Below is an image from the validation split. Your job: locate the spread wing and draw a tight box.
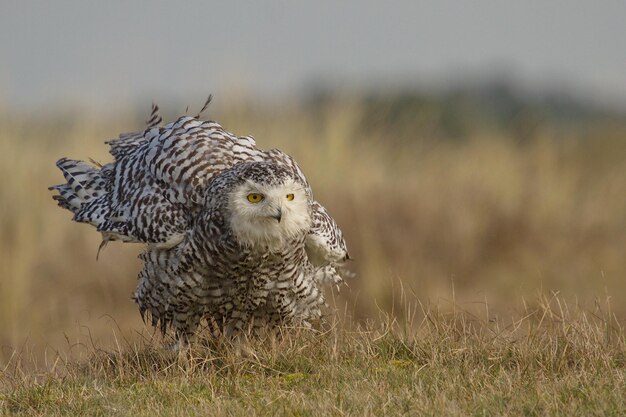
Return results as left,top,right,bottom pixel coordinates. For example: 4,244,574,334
102,116,267,247
50,113,349,266
51,115,265,247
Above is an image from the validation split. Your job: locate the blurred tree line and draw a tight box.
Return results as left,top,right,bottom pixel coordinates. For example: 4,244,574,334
304,80,626,145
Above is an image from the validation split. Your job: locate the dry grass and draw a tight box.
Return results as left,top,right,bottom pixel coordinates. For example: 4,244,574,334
1,295,624,416
0,97,625,415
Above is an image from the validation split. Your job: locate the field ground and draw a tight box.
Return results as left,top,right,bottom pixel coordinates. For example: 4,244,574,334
1,295,625,416
0,96,625,415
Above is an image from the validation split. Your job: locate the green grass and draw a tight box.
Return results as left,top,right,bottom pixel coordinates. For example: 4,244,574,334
2,296,624,416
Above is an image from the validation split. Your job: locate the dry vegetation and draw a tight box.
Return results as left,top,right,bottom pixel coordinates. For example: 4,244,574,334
0,96,625,415
1,296,625,416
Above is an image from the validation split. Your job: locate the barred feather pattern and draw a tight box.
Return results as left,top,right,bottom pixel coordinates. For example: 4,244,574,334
50,110,349,338
135,163,324,337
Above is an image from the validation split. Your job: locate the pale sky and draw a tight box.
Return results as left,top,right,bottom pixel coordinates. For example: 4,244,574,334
1,1,626,111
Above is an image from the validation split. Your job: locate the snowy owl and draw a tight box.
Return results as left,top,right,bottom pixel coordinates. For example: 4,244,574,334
49,102,349,340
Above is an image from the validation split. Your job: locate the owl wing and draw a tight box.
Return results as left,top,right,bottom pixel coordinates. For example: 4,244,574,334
307,201,349,264
51,112,349,261
51,115,266,248
109,117,266,245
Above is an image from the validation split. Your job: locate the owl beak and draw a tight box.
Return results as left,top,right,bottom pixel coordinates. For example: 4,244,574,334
271,207,282,223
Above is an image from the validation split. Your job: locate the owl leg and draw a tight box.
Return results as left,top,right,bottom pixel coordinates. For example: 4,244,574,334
168,311,201,349
224,310,250,338
164,337,189,353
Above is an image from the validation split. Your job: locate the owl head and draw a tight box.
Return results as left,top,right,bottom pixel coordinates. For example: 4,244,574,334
222,162,312,251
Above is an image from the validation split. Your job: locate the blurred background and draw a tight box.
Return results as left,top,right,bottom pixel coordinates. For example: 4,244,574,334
1,2,625,364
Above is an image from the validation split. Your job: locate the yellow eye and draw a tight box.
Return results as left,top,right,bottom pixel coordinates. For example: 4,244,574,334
286,193,294,201
247,193,264,203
